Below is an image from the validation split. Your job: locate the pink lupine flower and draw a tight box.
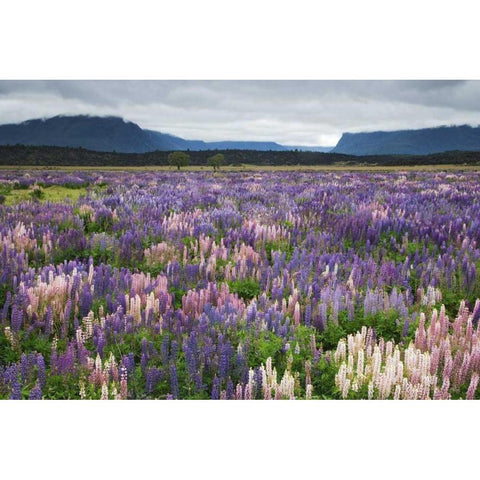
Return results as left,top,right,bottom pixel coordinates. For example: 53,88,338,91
466,373,479,400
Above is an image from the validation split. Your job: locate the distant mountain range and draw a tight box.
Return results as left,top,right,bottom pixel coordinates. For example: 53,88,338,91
332,125,480,155
0,115,332,153
1,115,480,156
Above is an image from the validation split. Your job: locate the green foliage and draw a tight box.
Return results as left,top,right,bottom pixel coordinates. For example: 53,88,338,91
317,308,403,352
44,374,81,400
310,357,342,399
264,239,295,263
168,151,190,170
12,181,29,190
29,187,45,200
228,278,260,301
207,153,225,171
63,181,90,189
244,330,284,367
4,184,88,205
0,333,18,365
318,321,347,352
2,144,480,168
170,287,186,310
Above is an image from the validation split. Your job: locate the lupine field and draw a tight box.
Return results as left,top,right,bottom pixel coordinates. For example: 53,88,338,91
1,168,480,400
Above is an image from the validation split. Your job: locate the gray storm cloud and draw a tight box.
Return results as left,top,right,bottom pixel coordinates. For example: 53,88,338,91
0,80,479,146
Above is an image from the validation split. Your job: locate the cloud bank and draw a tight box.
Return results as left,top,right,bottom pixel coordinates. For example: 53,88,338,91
0,80,479,146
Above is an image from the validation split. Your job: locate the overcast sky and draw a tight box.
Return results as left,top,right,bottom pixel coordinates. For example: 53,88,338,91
0,80,479,146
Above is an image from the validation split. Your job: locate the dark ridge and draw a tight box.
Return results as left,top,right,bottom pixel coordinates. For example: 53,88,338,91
0,115,290,152
1,144,480,167
332,125,480,155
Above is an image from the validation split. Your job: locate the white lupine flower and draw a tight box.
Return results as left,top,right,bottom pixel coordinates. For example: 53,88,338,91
332,301,480,399
306,384,313,400
341,379,350,399
357,350,365,377
101,382,109,400
394,385,401,400
368,382,374,400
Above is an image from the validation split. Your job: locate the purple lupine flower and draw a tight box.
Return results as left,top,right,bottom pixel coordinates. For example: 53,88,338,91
45,305,53,337
304,303,312,327
97,334,106,359
226,379,234,400
219,343,233,381
11,304,23,333
10,379,22,400
140,353,148,372
194,372,204,393
211,376,220,400
146,368,163,395
170,364,180,399
6,364,22,400
20,354,29,383
122,353,136,376
254,367,263,399
80,283,93,317
57,344,76,374
402,317,410,338
1,290,11,322
170,340,178,361
161,336,170,365
28,382,42,400
185,336,198,381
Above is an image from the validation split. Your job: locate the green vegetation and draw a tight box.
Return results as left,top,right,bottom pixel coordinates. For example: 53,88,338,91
227,279,261,301
2,184,88,205
168,151,190,170
2,144,480,168
207,153,226,171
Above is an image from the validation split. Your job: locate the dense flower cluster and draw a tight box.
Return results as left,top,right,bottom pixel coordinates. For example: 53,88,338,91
0,169,479,399
334,300,480,399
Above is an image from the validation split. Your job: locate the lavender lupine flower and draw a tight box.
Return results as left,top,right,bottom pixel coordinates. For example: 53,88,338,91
146,368,163,395
219,343,233,381
10,379,22,400
170,341,178,361
96,334,106,359
211,376,220,400
6,364,22,400
10,304,23,333
254,368,263,399
1,290,11,322
45,305,53,337
170,364,180,399
161,336,170,365
304,303,312,327
80,284,93,317
226,379,234,400
194,372,204,393
185,332,198,381
28,382,42,400
20,354,29,383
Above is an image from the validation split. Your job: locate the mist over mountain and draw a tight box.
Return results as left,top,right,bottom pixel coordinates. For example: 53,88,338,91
0,115,302,152
332,125,480,155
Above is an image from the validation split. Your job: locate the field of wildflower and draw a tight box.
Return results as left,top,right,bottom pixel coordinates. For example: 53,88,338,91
1,169,479,400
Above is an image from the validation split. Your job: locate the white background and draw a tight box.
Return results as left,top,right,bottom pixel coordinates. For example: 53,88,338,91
1,1,479,479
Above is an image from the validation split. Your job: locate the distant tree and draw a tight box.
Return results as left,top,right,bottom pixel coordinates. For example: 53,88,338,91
168,151,190,170
207,153,225,171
